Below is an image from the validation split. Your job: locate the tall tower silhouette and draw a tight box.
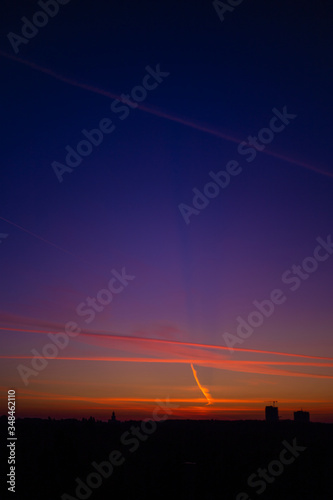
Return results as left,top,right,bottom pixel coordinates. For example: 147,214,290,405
108,411,117,424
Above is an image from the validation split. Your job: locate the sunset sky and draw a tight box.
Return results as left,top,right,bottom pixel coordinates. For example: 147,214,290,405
0,0,332,422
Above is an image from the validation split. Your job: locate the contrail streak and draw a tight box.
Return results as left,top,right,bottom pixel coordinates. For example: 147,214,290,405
2,355,333,369
0,50,239,144
3,355,332,378
1,325,332,361
190,363,213,405
0,215,91,265
1,50,332,179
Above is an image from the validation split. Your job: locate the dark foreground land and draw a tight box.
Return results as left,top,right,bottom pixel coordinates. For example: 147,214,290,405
1,416,332,500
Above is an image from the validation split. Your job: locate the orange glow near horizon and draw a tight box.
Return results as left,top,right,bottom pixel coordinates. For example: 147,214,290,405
1,321,332,422
1,387,332,422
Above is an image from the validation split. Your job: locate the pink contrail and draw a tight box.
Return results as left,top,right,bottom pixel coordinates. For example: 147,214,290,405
1,50,332,179
2,355,333,367
0,215,89,263
3,355,333,378
0,49,238,143
1,325,333,361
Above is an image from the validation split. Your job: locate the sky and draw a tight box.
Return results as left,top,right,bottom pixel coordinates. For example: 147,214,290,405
0,0,332,422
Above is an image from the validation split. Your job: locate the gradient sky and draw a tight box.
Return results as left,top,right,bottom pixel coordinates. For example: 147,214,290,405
0,0,332,422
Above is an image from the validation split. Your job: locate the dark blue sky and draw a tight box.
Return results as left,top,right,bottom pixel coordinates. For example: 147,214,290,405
1,0,333,420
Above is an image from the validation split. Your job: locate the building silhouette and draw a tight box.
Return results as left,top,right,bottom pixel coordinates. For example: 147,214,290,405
294,410,310,423
108,411,117,423
265,405,279,422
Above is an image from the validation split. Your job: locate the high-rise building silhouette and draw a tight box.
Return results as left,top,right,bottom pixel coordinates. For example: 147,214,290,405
294,410,310,423
265,405,279,422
